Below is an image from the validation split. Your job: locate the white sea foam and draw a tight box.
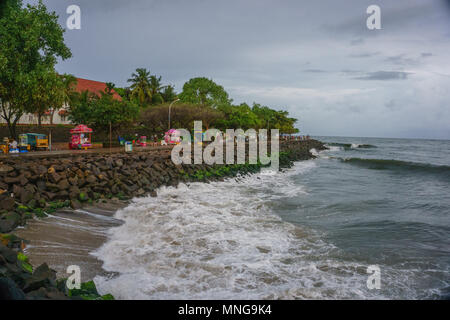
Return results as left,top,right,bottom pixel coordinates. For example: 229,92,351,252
324,145,342,152
93,161,389,299
310,148,319,156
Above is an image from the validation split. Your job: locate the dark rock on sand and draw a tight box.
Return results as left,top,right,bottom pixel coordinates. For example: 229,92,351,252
0,197,15,211
0,277,26,300
22,263,56,293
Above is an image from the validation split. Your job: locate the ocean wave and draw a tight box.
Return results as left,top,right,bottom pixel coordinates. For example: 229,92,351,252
339,158,450,178
324,146,343,152
326,143,376,150
92,161,397,300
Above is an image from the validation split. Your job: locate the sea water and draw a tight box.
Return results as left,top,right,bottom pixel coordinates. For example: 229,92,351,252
93,137,450,299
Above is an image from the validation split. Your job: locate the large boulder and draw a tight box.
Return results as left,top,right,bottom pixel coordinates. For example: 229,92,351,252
3,176,20,185
37,165,48,175
20,190,34,205
68,176,78,186
56,191,69,200
26,286,68,300
0,197,15,211
85,175,97,184
70,200,82,210
0,277,26,300
0,165,14,174
22,263,56,293
19,175,28,186
0,244,17,264
2,212,22,231
44,192,57,201
115,159,124,167
47,171,61,184
69,186,80,199
57,179,70,191
36,180,47,192
13,184,23,198
0,220,16,233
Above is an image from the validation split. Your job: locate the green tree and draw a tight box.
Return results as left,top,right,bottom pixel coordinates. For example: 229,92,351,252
91,91,140,132
149,75,164,105
68,89,140,133
114,87,132,100
48,73,77,124
252,103,299,134
140,103,224,133
67,90,95,125
215,103,261,131
105,82,116,94
127,68,152,107
0,0,71,137
27,69,64,126
179,77,232,107
161,85,177,103
0,0,21,18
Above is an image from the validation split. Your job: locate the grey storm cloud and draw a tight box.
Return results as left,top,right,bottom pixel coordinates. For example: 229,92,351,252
22,0,450,139
350,38,365,46
383,53,435,66
303,69,327,73
354,71,412,80
384,54,418,65
349,52,380,58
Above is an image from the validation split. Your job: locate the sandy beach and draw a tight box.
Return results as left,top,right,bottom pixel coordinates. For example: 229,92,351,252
14,201,125,282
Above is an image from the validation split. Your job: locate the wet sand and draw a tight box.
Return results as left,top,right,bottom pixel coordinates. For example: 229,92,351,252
14,200,126,282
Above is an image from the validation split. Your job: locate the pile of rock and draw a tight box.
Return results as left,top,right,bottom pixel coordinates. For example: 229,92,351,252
0,140,326,234
280,139,328,166
0,239,113,300
0,241,68,299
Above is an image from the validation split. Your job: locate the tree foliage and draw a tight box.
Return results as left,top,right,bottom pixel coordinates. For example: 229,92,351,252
0,0,71,137
126,68,175,107
215,103,261,131
68,89,140,132
127,68,155,107
161,85,178,103
139,103,224,133
179,77,232,107
27,69,64,126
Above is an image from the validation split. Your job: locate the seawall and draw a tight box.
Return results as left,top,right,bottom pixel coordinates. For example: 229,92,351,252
1,139,326,234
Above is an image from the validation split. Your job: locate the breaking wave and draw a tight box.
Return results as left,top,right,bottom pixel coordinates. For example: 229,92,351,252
92,162,402,300
326,143,377,150
339,158,450,179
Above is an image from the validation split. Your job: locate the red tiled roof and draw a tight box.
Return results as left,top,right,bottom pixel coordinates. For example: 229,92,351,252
75,78,122,101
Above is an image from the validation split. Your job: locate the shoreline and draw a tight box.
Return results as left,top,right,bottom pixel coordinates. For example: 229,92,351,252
14,200,126,283
1,140,327,299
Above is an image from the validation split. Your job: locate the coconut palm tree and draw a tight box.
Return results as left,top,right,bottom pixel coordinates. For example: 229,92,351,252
161,85,178,103
149,75,165,105
49,73,77,124
127,68,152,107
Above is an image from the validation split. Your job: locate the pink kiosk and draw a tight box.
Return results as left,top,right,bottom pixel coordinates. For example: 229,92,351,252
164,129,181,145
69,125,93,150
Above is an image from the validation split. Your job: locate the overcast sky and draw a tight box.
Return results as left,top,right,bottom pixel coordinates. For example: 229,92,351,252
27,0,450,139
